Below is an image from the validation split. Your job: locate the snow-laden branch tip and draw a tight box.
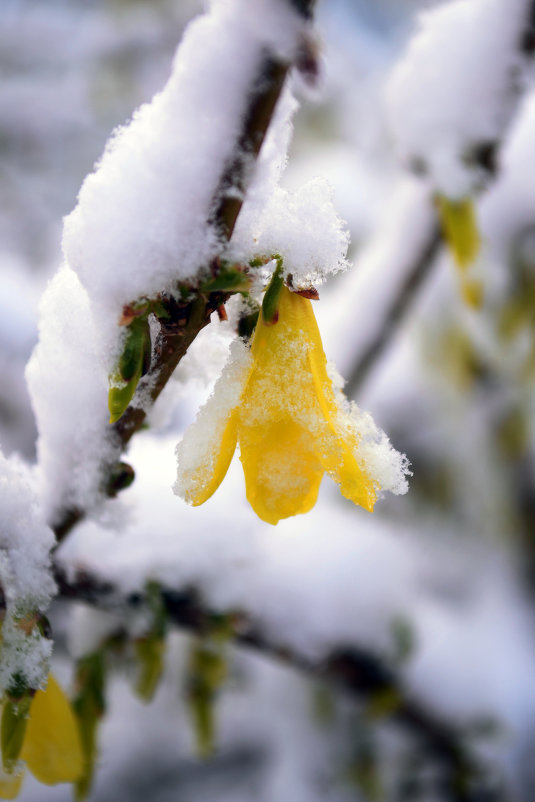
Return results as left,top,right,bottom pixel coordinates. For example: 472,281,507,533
62,0,313,345
387,0,535,199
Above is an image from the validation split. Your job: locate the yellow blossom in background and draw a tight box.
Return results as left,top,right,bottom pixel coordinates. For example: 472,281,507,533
175,282,409,525
435,194,483,308
0,675,83,799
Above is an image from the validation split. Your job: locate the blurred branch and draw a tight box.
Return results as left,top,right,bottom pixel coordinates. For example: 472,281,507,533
346,218,442,398
52,4,315,543
55,565,506,802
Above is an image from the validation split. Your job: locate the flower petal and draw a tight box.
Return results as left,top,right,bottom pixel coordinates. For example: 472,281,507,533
307,351,377,512
174,339,250,507
21,675,83,785
182,413,238,507
240,419,323,525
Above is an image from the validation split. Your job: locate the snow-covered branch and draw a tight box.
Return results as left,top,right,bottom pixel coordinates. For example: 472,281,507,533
44,0,317,541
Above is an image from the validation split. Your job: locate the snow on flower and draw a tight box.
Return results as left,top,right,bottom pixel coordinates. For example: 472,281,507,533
387,0,532,199
175,279,409,525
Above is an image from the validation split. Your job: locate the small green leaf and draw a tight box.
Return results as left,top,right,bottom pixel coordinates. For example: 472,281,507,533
133,583,167,703
108,372,141,424
108,318,151,424
118,321,147,382
72,653,106,801
150,300,172,321
201,265,250,294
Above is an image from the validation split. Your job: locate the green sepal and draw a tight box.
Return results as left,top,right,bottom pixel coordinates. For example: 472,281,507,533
436,195,480,269
261,257,284,325
1,693,32,773
72,652,106,802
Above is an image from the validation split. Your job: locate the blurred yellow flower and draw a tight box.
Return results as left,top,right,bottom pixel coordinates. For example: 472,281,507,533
435,194,483,308
0,675,83,799
177,284,381,525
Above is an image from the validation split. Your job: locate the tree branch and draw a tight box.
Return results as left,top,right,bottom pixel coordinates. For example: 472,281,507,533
345,219,442,399
54,565,506,802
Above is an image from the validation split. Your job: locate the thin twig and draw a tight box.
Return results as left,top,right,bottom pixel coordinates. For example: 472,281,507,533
345,220,442,399
54,565,506,802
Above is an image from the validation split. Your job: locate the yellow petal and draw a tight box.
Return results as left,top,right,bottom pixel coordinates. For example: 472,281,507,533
0,769,24,800
185,413,238,507
241,286,377,519
327,431,377,512
240,419,323,525
304,320,377,511
21,675,83,785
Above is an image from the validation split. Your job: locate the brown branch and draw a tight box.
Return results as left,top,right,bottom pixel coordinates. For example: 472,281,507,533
54,565,507,802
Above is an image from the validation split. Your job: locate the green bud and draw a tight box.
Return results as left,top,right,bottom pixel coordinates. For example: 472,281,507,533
108,462,135,495
133,582,167,703
73,653,106,801
186,640,228,758
134,636,165,703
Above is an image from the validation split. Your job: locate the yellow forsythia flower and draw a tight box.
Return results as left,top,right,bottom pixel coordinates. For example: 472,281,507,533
175,286,409,525
0,675,83,799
